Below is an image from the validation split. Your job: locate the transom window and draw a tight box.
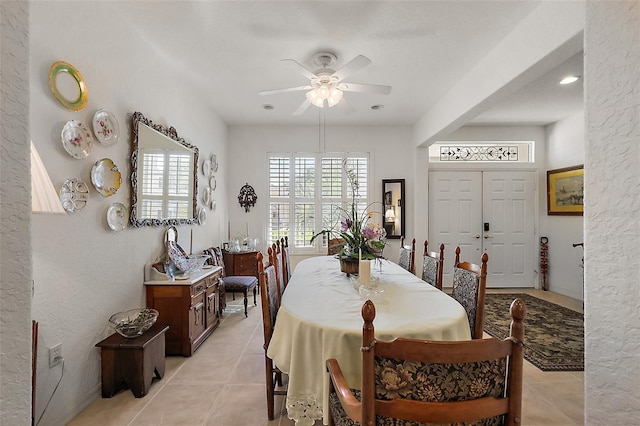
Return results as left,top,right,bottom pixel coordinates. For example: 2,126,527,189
428,141,534,163
268,153,369,253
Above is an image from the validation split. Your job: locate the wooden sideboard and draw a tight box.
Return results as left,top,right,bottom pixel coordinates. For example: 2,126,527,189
222,250,259,279
144,266,222,356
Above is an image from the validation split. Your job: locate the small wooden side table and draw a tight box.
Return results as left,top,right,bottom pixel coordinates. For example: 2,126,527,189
95,323,169,398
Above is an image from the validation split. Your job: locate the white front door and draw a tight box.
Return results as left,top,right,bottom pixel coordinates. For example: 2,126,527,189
429,171,536,288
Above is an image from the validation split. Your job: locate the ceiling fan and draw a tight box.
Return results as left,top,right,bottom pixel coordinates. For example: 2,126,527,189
259,52,392,115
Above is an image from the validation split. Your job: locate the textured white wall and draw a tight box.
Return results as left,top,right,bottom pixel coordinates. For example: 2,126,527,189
585,1,640,422
29,3,228,424
542,112,584,300
0,2,33,424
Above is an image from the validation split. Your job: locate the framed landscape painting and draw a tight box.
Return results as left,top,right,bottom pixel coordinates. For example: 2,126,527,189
547,165,584,216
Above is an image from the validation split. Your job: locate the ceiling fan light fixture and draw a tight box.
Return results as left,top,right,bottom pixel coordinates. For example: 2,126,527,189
306,89,324,108
327,87,343,108
317,83,330,100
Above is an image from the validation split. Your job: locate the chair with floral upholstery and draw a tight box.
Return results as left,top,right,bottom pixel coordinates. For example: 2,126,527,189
211,247,257,317
398,236,415,274
422,240,445,290
257,251,287,420
452,248,489,339
326,298,526,426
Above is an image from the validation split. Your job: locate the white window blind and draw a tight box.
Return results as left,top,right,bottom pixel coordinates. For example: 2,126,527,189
268,153,369,253
139,150,192,219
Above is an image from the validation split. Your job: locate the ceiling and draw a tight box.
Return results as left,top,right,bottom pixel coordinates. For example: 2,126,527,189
117,1,583,128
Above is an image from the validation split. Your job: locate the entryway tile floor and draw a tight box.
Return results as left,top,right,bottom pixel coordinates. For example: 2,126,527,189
69,289,583,425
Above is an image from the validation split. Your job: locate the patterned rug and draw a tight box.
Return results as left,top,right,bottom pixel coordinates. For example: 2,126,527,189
483,293,584,371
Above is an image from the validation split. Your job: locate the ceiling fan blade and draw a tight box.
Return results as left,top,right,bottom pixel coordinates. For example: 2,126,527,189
281,59,317,80
331,55,371,81
335,97,354,115
337,82,392,95
293,99,311,115
259,85,312,96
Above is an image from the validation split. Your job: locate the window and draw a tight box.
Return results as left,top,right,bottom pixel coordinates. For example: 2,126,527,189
428,141,534,163
139,149,193,219
268,153,369,252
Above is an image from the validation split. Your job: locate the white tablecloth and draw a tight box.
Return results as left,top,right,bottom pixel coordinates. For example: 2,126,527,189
266,256,471,425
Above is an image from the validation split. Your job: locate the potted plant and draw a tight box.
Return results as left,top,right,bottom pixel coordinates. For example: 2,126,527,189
310,160,386,274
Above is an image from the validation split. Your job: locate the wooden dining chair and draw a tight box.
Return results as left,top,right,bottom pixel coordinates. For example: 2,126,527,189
398,236,416,274
327,237,346,255
326,298,526,426
422,240,445,290
284,236,292,281
269,245,285,307
274,240,285,289
452,248,489,339
257,251,287,420
280,237,291,286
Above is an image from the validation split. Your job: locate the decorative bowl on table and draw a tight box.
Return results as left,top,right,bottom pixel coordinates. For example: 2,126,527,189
167,241,211,273
108,308,159,338
358,283,385,302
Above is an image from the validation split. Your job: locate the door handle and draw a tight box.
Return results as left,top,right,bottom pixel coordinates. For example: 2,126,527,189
474,234,481,239
484,234,493,239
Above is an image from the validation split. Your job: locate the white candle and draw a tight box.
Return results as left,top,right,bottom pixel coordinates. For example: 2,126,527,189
359,260,371,283
246,221,249,236
359,248,362,261
190,228,193,255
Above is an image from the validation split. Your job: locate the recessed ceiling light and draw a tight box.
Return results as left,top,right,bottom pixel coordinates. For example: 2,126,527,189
559,75,580,85
371,104,384,110
262,104,275,110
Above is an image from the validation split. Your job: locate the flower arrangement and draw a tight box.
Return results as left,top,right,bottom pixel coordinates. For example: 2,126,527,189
310,160,386,260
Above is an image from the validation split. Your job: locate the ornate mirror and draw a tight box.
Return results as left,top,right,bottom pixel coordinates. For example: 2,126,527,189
130,111,199,227
382,179,405,239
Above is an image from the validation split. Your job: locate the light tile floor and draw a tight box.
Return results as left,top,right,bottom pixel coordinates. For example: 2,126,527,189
70,289,583,426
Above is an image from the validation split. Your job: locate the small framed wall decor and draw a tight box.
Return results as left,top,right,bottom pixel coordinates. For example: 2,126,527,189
547,165,584,216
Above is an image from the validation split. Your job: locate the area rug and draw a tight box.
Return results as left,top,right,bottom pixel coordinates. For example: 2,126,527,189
483,293,584,371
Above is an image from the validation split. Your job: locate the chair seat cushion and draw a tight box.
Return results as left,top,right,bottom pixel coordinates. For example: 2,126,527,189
221,275,257,292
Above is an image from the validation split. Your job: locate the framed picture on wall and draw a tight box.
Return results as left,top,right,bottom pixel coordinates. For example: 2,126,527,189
547,165,584,216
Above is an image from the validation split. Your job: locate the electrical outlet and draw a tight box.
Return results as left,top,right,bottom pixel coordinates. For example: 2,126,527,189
49,343,62,368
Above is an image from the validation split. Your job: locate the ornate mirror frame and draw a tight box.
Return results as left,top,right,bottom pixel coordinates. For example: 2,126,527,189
382,179,405,239
130,111,199,227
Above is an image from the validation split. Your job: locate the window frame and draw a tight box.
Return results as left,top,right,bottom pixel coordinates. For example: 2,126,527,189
268,152,370,254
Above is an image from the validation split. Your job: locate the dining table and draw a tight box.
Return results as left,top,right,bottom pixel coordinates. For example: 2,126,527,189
266,255,471,426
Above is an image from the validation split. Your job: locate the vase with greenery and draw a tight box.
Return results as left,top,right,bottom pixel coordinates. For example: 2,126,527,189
310,160,386,268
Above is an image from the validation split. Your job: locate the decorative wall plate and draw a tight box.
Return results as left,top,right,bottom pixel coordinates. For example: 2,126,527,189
61,120,93,159
91,158,121,197
59,178,89,213
93,109,120,146
107,202,128,231
209,176,216,191
211,154,218,172
203,159,212,177
49,61,88,111
202,187,211,207
198,207,207,225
